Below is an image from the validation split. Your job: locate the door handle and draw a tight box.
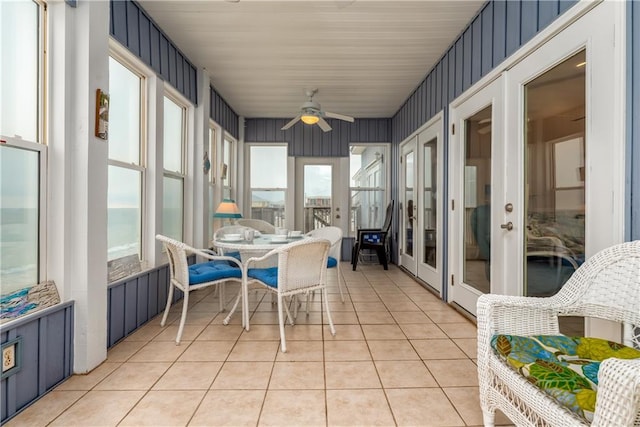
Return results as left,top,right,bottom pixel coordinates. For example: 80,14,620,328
335,214,341,219
500,222,513,231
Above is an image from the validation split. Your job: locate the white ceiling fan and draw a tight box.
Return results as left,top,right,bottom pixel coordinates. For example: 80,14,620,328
281,89,355,132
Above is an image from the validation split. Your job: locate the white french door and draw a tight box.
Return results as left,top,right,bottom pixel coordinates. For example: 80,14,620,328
449,1,624,324
399,116,445,293
416,117,444,293
449,78,505,316
295,157,345,233
503,2,623,338
399,139,417,274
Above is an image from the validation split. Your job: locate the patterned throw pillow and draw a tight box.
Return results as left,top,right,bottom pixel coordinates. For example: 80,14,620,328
491,334,640,422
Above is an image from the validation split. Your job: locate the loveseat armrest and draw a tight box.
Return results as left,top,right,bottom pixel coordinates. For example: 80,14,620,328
592,358,640,427
477,293,565,340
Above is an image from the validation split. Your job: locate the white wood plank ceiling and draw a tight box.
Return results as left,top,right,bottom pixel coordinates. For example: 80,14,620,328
137,0,485,119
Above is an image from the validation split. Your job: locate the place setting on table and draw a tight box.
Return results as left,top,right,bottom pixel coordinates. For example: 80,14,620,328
213,227,307,255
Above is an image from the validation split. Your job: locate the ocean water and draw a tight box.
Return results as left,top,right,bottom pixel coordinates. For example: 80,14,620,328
1,207,142,294
1,208,39,293
107,207,141,261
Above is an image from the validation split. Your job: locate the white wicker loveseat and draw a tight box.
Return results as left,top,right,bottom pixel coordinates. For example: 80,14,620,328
478,240,640,427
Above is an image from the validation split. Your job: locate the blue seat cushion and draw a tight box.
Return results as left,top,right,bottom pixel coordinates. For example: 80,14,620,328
225,251,242,266
188,261,242,285
327,256,337,268
247,267,278,288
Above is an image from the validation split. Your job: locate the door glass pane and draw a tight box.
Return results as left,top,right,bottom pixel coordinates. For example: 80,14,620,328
107,166,141,261
524,50,585,301
423,138,437,268
464,106,492,293
404,151,414,257
1,145,39,291
303,165,331,233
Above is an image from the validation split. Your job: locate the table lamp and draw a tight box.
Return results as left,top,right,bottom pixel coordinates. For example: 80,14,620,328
214,199,242,226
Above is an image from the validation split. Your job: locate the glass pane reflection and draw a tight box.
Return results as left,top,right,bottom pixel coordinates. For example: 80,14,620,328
463,106,492,294
423,138,437,268
524,50,585,299
404,151,414,257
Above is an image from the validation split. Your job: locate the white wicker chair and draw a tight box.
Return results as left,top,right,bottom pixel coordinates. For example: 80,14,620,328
306,226,345,303
156,234,243,344
243,238,336,352
213,224,253,258
477,240,640,427
236,218,276,234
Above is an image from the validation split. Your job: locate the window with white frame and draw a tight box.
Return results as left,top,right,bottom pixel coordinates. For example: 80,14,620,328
349,145,388,237
207,123,217,239
222,134,234,200
162,94,186,242
107,56,145,275
0,0,46,297
248,145,287,227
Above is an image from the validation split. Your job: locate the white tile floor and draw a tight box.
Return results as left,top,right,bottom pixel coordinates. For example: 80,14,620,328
7,263,514,426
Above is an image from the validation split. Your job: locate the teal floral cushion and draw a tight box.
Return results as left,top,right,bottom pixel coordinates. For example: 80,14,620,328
491,334,640,422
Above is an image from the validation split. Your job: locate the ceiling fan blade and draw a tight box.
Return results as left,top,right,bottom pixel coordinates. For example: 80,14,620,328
324,111,354,122
317,117,332,132
281,115,301,130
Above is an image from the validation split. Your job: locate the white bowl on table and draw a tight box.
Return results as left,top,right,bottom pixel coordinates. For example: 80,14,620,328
222,233,243,241
271,235,288,243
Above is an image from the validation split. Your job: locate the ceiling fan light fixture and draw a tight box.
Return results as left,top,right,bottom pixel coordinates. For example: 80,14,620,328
301,114,319,125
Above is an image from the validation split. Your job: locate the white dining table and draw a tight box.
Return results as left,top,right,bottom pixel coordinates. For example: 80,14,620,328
212,233,308,330
213,234,305,261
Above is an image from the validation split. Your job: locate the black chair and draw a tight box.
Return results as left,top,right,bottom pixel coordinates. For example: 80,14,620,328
351,201,394,270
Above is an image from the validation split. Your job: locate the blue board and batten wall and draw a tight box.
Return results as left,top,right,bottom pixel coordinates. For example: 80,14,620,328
107,265,174,348
0,303,74,422
211,89,240,140
110,0,198,105
245,118,391,157
392,0,577,143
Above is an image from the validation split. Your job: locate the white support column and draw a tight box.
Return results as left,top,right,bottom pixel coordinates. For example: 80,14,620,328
47,0,109,373
145,74,164,266
237,116,245,215
192,68,211,249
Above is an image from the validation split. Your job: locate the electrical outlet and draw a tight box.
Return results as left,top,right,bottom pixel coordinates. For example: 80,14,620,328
2,343,16,372
1,337,22,379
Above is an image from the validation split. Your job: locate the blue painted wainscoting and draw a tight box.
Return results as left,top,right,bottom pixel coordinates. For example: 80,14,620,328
0,302,74,423
108,263,180,348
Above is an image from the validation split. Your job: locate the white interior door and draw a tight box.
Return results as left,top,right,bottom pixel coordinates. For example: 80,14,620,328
449,77,505,316
416,116,444,294
449,1,623,324
503,2,623,338
399,139,417,274
295,157,342,233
